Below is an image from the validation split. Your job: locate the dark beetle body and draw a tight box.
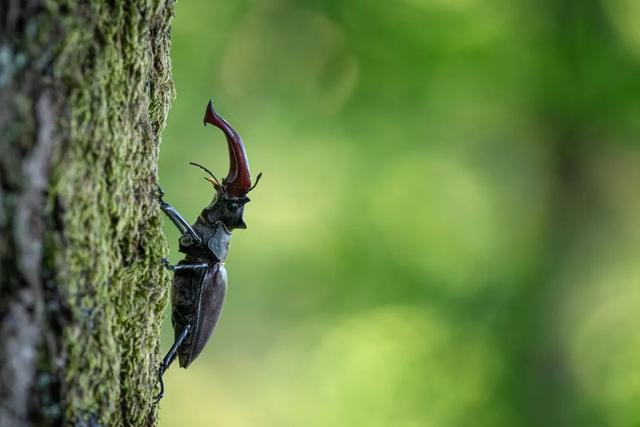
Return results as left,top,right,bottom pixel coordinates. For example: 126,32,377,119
171,206,233,367
172,261,227,367
154,100,261,400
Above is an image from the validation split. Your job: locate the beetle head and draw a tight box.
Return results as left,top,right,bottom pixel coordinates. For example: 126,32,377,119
205,194,250,230
192,100,261,230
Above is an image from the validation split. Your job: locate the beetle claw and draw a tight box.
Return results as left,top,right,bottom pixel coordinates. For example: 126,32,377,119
153,186,171,210
160,258,174,271
152,184,166,202
153,367,165,404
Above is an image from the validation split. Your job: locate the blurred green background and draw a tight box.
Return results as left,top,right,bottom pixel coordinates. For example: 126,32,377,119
157,0,640,426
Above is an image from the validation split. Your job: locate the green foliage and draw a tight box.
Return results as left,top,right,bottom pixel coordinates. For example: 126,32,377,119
158,1,640,426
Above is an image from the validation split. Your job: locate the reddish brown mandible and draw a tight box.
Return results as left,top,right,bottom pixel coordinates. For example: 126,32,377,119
203,100,254,198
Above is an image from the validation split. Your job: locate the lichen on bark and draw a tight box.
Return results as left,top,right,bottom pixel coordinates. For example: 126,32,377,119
0,1,175,426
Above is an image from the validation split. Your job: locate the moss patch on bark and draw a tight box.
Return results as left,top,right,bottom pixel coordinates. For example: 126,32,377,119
0,1,175,426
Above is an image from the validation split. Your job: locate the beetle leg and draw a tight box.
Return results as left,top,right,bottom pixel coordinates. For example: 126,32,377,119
160,258,207,272
154,190,202,245
171,262,208,272
154,323,192,403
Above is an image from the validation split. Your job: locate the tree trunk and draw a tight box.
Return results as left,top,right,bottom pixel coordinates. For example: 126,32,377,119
0,1,174,426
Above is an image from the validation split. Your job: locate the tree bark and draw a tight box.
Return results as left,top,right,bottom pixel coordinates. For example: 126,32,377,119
0,1,174,426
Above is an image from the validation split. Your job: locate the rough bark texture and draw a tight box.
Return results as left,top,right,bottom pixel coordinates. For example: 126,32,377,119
0,1,174,426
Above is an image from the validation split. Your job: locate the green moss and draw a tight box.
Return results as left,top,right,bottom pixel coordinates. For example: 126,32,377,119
44,0,175,425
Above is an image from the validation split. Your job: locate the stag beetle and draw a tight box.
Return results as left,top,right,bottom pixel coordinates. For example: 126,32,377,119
154,100,261,402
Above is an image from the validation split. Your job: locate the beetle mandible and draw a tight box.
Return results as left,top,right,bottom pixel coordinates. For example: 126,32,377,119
154,100,261,402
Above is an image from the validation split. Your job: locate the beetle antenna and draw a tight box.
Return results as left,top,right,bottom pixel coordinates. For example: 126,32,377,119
247,172,263,193
189,162,220,186
204,176,222,191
